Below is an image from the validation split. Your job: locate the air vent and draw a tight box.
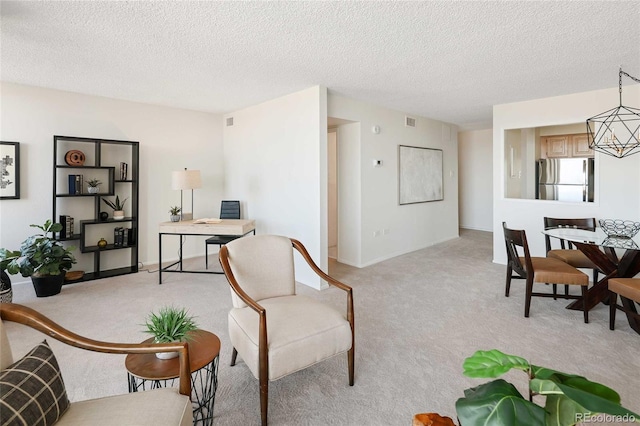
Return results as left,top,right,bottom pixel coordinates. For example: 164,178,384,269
226,117,234,126
405,116,416,128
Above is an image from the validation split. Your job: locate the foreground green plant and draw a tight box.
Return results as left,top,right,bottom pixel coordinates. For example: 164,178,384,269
455,349,639,426
143,306,198,343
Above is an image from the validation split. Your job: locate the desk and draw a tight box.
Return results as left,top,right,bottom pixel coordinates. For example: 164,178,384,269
543,228,640,333
126,330,221,426
159,219,256,284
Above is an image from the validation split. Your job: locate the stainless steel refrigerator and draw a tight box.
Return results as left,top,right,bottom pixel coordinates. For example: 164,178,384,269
536,158,594,202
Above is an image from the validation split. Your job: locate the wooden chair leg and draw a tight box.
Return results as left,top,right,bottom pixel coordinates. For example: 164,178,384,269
610,292,618,330
260,373,268,426
524,277,533,318
230,347,238,366
505,265,512,297
581,285,589,324
593,269,598,285
564,285,569,297
348,347,354,386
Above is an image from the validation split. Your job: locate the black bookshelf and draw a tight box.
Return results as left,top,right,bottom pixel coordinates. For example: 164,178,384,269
53,135,139,283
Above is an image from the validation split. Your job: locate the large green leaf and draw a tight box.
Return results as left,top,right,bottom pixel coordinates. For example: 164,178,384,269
463,349,530,378
545,394,588,426
456,379,545,426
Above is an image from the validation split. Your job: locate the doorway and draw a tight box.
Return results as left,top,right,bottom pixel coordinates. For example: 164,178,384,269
328,129,338,259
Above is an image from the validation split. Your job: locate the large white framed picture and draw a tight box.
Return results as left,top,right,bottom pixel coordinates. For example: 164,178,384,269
398,145,443,205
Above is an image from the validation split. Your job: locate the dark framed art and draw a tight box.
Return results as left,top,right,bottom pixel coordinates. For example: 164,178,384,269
1,142,20,200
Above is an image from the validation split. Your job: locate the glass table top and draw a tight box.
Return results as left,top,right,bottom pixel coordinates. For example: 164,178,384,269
542,227,640,250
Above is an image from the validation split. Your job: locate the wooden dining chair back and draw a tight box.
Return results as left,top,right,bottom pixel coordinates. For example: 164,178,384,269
503,222,590,323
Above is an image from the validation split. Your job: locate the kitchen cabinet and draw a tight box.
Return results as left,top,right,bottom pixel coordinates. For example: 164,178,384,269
541,133,594,158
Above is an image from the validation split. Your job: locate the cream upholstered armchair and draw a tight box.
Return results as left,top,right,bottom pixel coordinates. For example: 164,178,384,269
219,235,354,426
0,303,192,426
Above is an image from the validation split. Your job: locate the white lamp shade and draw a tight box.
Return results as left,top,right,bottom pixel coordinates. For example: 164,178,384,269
172,170,202,190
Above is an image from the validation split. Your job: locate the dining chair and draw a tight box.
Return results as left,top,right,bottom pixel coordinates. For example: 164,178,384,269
503,222,590,323
205,200,241,269
608,278,640,331
218,234,354,426
543,217,600,298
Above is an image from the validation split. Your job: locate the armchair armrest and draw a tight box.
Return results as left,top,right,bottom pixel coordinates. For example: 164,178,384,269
1,303,191,396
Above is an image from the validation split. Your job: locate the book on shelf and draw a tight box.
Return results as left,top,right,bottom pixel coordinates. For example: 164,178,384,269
127,228,135,245
67,217,74,238
68,175,76,195
119,162,128,180
74,174,83,195
59,215,74,239
193,218,223,224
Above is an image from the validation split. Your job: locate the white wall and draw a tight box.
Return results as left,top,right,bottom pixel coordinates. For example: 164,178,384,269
336,122,362,266
493,85,640,263
222,86,327,289
328,95,460,267
0,83,223,283
458,129,493,231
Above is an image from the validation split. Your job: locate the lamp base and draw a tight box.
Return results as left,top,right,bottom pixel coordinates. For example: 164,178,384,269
181,213,193,221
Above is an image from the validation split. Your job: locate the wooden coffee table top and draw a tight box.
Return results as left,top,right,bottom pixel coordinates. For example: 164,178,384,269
125,329,221,381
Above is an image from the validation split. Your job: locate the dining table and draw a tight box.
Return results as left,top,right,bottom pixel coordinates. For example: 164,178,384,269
542,227,640,334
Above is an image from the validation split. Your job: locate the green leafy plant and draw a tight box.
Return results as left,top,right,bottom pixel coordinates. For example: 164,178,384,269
0,220,76,277
87,178,101,187
102,195,128,211
143,306,198,343
169,206,181,215
455,349,639,426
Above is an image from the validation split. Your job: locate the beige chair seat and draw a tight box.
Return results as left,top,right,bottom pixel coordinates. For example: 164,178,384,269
58,388,192,426
608,278,640,302
520,257,589,286
547,249,597,270
229,294,352,381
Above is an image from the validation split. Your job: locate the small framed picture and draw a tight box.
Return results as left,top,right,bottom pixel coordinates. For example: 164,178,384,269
1,142,20,200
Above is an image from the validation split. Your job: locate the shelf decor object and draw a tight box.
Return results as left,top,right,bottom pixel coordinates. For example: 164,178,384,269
0,141,20,200
53,135,139,283
171,168,202,220
598,219,640,239
586,68,640,158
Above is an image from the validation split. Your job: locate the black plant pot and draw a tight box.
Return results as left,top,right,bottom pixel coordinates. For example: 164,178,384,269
31,274,64,297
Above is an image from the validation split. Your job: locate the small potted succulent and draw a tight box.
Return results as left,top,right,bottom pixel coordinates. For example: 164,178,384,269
169,206,181,222
102,195,128,220
143,306,198,359
87,178,101,194
0,220,76,297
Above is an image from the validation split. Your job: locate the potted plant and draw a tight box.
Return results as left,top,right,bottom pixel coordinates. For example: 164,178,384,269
169,206,181,222
87,178,101,194
102,195,128,220
455,349,639,426
143,306,198,359
0,220,76,297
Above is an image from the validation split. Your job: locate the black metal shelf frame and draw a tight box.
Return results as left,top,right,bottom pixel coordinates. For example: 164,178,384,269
53,135,139,283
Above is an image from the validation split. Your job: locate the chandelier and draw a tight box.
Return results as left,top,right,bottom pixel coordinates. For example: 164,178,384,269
586,68,640,158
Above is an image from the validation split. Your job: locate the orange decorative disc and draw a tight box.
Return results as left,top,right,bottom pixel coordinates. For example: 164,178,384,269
65,150,86,166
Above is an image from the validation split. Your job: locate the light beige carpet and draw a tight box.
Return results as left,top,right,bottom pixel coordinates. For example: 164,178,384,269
4,229,640,425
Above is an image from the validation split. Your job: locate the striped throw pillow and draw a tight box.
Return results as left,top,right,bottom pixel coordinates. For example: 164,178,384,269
0,340,69,425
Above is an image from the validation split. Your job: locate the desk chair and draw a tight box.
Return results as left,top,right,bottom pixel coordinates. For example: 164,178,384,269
503,222,590,323
205,200,241,269
544,217,600,298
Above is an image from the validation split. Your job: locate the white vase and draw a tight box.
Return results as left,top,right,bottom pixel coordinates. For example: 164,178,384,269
113,210,125,220
87,186,99,194
154,338,180,359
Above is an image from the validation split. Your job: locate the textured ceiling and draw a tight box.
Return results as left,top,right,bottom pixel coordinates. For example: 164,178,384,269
2,1,639,130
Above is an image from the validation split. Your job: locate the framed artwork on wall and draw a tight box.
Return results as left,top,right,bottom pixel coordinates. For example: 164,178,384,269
398,145,443,205
1,141,20,200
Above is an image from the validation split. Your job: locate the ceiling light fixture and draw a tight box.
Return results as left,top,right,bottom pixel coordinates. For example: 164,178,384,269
586,68,640,158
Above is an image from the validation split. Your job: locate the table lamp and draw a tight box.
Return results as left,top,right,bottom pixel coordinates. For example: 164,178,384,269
171,168,202,220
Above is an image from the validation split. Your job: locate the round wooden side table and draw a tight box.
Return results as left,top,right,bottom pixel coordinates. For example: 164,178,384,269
125,329,221,426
